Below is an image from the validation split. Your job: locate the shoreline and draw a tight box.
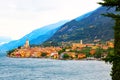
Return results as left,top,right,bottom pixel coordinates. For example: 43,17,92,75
7,56,104,61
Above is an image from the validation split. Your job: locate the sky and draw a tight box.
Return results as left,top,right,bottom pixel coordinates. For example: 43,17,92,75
0,0,101,40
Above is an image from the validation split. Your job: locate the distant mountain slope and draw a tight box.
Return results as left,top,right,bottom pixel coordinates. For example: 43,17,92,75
30,28,59,45
0,20,68,52
45,7,115,43
0,36,12,45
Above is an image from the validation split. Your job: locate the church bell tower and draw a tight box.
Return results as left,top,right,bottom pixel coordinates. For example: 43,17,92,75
24,39,30,48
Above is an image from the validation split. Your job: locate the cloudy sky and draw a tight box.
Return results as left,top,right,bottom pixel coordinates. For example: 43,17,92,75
0,0,101,40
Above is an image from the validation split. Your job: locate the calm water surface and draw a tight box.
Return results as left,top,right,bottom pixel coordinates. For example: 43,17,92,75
0,57,111,80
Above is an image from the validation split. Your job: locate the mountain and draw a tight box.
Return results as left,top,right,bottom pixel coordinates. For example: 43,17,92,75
30,28,60,45
45,7,115,43
0,36,12,45
0,6,116,53
0,20,69,52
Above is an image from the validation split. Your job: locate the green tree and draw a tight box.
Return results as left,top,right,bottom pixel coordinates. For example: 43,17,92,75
58,48,65,55
63,54,70,59
41,53,47,57
105,48,114,62
94,48,103,58
7,49,16,56
98,0,120,80
80,47,91,57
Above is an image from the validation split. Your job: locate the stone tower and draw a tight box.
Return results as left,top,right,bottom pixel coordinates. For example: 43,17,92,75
24,39,30,48
80,40,83,44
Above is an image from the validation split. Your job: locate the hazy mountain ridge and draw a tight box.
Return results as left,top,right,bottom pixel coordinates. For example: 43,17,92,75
30,27,61,45
0,36,12,45
0,20,68,52
0,7,116,53
45,7,115,43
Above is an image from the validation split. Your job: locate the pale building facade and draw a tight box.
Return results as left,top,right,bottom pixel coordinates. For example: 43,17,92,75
24,39,30,48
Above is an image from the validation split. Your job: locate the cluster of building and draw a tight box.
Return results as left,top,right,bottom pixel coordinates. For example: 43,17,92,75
72,40,114,50
8,39,114,60
9,40,61,59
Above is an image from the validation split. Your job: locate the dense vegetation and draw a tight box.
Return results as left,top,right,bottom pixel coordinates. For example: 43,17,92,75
98,0,120,80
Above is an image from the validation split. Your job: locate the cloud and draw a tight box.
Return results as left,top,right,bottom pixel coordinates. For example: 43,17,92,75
0,0,101,40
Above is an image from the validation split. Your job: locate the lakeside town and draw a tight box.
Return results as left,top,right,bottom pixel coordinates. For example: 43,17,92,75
7,39,114,60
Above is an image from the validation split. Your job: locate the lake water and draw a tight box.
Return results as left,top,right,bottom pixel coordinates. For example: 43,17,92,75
0,57,111,80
